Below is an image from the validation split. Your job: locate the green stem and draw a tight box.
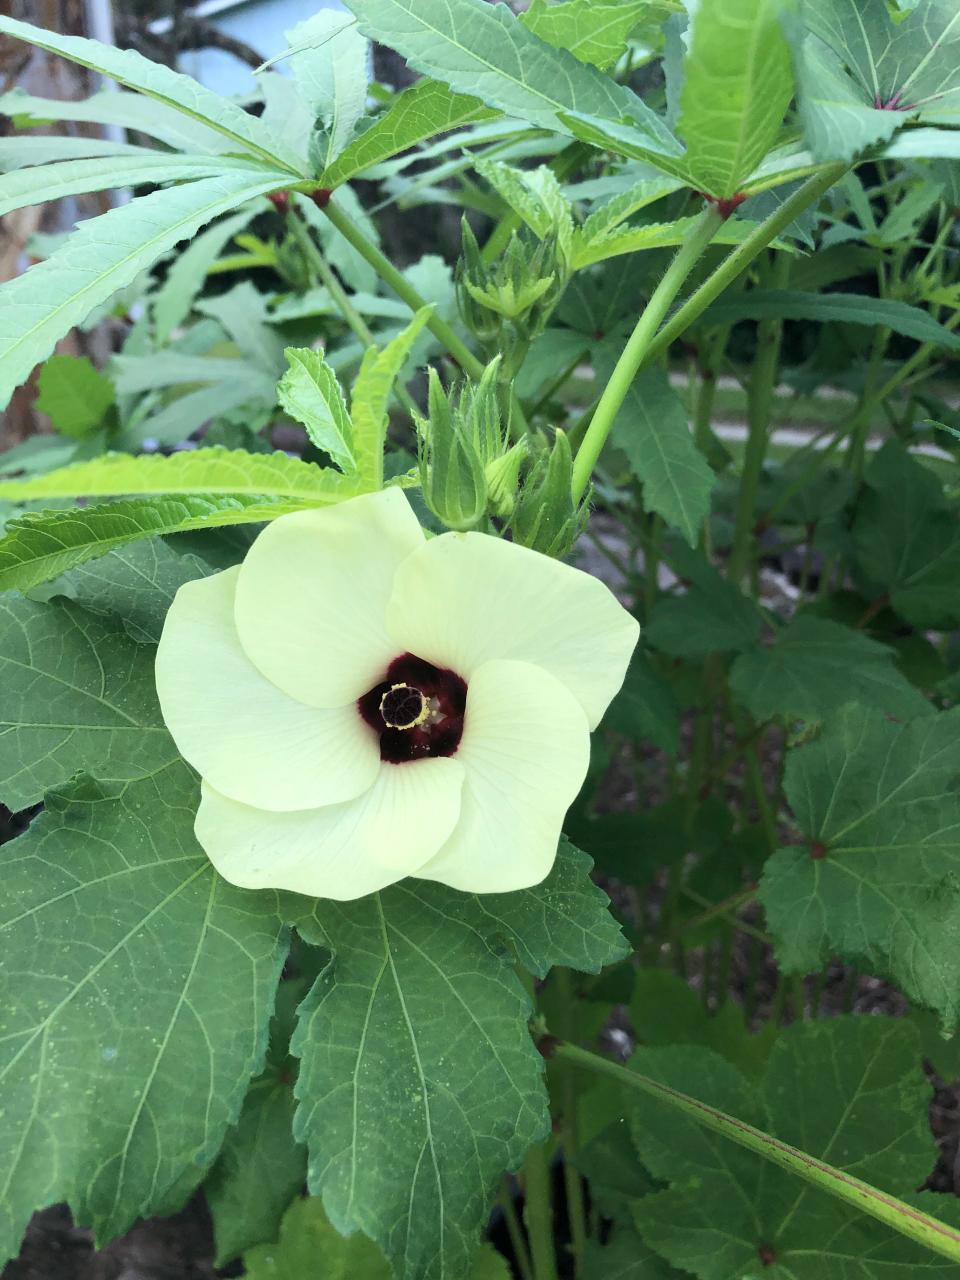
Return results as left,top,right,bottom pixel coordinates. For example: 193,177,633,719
554,1041,960,1265
288,211,419,417
640,162,849,371
571,205,725,501
499,1179,535,1280
729,251,790,583
522,1140,559,1280
320,195,486,380
553,968,588,1273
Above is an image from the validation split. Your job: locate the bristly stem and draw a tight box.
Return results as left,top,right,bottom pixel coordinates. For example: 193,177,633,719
320,194,486,380
553,1040,960,1265
571,204,726,501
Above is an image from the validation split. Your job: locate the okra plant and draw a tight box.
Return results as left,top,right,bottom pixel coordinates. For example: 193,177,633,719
1,0,960,1277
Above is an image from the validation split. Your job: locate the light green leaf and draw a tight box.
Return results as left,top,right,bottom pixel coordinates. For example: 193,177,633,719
35,354,114,438
0,493,329,594
47,537,214,644
0,153,264,219
729,614,932,723
243,1196,390,1279
476,159,574,260
630,1018,960,1277
609,369,715,547
194,281,284,373
277,350,356,473
576,175,686,245
853,441,960,628
350,307,433,489
0,86,236,154
0,134,155,168
794,34,903,163
571,213,767,269
0,593,179,809
341,0,678,152
110,352,274,397
0,15,305,173
678,0,794,197
0,764,288,1261
758,704,960,1027
0,447,358,504
152,206,261,344
557,111,688,181
523,0,657,70
0,171,292,409
289,849,625,1279
321,79,495,188
699,288,960,348
287,10,369,170
206,983,307,1264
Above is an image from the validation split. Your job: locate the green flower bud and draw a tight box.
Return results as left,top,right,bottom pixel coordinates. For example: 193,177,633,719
484,439,528,519
417,368,487,531
456,220,568,355
510,429,589,559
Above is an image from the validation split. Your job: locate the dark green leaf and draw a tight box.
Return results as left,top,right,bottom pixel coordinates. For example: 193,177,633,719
0,764,288,1262
699,290,960,348
35,354,114,438
601,649,681,755
759,705,960,1027
0,593,180,810
609,370,715,547
629,1018,960,1278
729,614,932,723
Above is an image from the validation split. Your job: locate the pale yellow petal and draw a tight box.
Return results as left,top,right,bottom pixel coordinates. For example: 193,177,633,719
416,659,590,893
156,567,380,811
196,757,464,899
386,532,639,729
234,487,424,709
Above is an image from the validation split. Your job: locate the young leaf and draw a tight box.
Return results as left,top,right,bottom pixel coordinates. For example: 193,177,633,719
243,1197,390,1280
678,0,794,198
320,78,495,187
341,0,677,153
0,447,358,504
758,704,960,1027
523,0,657,70
629,1018,960,1277
729,614,932,723
35,354,114,438
286,9,369,170
287,844,625,1279
277,350,357,473
0,764,288,1263
350,308,433,489
0,15,305,173
0,170,293,409
0,494,329,594
608,369,715,547
0,594,180,810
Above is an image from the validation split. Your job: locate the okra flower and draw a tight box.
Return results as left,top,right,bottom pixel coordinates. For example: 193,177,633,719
155,489,638,899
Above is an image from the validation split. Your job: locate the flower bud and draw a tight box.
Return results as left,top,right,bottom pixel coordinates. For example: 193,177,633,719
456,220,567,357
484,439,528,519
417,368,488,531
510,429,589,559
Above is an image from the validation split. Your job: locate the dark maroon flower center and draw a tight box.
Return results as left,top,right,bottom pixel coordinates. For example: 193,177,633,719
358,653,467,764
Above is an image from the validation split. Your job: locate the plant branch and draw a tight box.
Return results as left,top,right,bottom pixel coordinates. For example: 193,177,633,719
320,195,486,380
553,1041,960,1265
571,204,726,501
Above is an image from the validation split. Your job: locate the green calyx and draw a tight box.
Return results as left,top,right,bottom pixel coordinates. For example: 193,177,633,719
510,428,589,559
418,359,524,532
